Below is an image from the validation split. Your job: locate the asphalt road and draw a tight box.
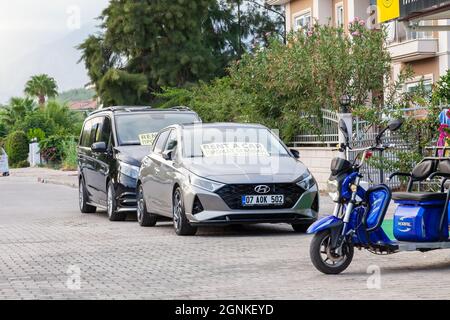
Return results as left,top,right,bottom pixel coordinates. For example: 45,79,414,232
0,175,450,300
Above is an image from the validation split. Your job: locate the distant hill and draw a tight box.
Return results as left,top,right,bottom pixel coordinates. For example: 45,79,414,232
57,88,95,103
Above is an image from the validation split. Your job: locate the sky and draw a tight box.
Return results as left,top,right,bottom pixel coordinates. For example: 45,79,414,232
0,0,110,103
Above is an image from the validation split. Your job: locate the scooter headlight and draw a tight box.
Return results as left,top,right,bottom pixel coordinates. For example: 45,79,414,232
327,179,340,202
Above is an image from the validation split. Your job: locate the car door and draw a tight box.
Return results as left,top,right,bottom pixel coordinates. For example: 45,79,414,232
85,117,103,204
143,130,171,215
79,119,97,201
158,129,180,216
91,116,113,206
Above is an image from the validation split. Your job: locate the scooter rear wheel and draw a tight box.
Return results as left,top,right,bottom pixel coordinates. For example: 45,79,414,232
310,230,354,275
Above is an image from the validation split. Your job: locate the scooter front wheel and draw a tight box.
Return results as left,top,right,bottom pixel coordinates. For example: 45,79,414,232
310,230,354,275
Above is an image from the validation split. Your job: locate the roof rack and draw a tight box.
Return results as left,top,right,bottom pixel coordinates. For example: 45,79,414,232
89,106,152,116
88,105,193,116
170,106,192,111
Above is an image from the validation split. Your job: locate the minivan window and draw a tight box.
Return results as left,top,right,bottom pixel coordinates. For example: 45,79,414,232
115,113,199,146
80,120,93,147
96,117,112,148
153,130,171,154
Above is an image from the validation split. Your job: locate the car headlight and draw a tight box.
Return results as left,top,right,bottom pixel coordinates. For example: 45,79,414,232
327,179,340,202
189,174,224,192
120,162,139,180
296,171,316,190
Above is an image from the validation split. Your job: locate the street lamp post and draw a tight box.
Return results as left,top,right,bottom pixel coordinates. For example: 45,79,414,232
338,94,353,158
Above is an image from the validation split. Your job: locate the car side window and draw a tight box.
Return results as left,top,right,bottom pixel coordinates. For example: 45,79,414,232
81,119,94,147
165,130,178,152
90,118,101,146
153,130,170,154
96,116,112,148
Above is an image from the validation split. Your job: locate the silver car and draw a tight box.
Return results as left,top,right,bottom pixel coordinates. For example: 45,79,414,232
137,123,319,236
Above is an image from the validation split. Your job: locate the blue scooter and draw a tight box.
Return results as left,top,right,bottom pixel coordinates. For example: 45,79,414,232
308,119,450,274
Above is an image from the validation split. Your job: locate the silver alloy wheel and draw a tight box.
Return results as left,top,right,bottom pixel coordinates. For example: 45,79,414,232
319,234,348,268
137,186,144,223
173,190,182,231
107,185,114,218
79,182,84,209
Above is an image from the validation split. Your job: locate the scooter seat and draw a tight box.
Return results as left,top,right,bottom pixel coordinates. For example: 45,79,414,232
392,192,447,202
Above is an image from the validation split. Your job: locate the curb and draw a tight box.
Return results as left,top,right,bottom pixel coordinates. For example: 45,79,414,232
37,177,78,189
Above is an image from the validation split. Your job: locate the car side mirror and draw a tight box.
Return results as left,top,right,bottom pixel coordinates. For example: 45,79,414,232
290,149,300,159
162,150,173,161
91,142,107,153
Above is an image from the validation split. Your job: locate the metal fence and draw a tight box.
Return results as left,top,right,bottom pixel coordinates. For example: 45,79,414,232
292,109,339,147
291,113,375,147
349,134,412,190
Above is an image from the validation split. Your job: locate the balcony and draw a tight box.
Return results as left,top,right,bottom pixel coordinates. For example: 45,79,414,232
386,21,438,62
388,38,438,62
266,0,290,5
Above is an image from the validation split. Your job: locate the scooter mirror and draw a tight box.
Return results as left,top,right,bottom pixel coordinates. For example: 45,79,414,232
387,119,403,132
339,119,350,145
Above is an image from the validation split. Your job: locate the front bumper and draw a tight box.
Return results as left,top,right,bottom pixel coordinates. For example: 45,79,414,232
115,173,138,212
184,183,319,226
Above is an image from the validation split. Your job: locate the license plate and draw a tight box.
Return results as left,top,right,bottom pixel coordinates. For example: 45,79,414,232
241,195,284,206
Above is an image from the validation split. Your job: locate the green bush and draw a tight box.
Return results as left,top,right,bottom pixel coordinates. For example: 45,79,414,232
61,139,78,171
5,130,29,166
14,160,30,168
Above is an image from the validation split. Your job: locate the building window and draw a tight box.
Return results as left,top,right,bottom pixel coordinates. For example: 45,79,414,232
406,79,433,97
336,4,344,28
294,11,311,31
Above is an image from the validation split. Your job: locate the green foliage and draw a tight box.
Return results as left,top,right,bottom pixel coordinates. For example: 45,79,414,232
157,77,256,123
78,0,284,107
0,97,36,129
24,74,58,105
27,128,46,142
61,139,78,171
5,131,29,167
159,21,391,141
432,69,450,105
57,88,96,103
98,69,148,107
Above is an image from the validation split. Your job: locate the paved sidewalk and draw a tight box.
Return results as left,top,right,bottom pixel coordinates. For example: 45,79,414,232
9,167,78,189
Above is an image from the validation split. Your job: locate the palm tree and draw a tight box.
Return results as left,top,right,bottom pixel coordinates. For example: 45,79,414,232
0,97,36,127
24,74,58,106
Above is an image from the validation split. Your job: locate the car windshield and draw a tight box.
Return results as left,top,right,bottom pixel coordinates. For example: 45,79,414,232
182,126,289,158
115,113,199,146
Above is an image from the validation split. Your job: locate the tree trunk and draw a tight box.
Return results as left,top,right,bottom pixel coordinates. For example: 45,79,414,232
39,95,45,107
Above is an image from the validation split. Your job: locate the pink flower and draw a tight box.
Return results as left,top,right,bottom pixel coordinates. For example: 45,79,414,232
359,20,366,26
307,30,314,37
351,31,360,37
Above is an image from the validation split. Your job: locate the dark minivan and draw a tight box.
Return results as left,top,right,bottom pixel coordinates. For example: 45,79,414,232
77,106,201,221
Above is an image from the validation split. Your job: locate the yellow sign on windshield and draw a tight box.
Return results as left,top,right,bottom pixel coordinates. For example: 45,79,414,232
139,133,158,146
378,0,400,23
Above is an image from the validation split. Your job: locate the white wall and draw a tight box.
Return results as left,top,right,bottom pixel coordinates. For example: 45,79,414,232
294,147,338,191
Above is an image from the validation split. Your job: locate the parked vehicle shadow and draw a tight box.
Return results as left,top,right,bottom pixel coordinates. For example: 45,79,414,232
153,221,306,237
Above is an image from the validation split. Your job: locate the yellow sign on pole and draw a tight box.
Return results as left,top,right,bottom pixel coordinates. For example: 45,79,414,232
378,0,400,23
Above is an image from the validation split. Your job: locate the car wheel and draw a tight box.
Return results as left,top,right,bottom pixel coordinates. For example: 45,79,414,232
107,182,126,221
137,184,157,227
173,187,197,236
79,177,96,214
291,222,315,233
